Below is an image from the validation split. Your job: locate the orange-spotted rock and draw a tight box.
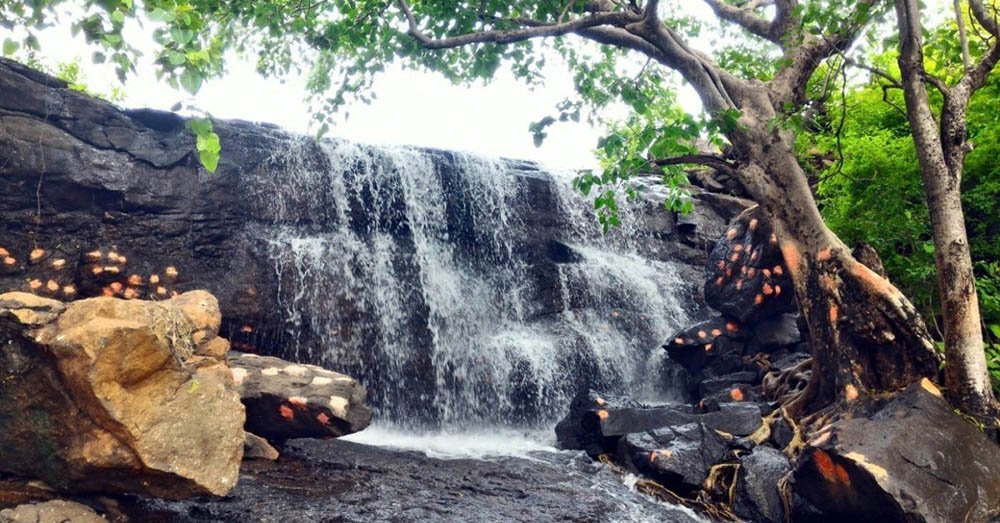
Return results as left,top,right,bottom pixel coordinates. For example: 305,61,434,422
228,352,371,443
704,207,795,324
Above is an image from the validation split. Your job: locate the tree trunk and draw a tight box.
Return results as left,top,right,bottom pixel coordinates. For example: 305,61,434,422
725,96,942,415
895,0,1000,424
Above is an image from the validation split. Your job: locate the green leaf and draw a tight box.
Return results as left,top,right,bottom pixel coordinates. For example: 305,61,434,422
179,69,203,94
111,10,126,24
149,8,175,23
2,39,18,57
990,324,1000,339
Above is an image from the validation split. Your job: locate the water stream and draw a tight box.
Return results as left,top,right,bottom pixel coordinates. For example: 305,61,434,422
249,139,696,427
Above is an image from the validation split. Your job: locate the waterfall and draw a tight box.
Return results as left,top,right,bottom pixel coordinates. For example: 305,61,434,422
248,138,697,426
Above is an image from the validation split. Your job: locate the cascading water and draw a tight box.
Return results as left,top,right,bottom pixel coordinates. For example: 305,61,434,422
249,138,698,427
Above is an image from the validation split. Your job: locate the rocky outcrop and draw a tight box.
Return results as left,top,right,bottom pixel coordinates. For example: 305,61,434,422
793,379,1000,523
0,291,244,498
229,352,372,442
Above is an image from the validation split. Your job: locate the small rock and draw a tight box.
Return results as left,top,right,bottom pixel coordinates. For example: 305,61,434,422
734,446,790,523
244,432,280,461
617,423,728,493
751,313,802,349
0,500,105,523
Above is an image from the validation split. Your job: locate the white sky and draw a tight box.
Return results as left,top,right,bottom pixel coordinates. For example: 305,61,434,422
2,2,950,169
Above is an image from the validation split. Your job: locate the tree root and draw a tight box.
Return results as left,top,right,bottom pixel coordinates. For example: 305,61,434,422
595,454,740,521
762,357,814,418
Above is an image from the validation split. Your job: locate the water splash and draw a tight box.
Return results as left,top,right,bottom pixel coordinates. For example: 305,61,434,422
249,138,695,426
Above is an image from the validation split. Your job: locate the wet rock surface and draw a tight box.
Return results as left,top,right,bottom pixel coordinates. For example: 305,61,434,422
617,423,728,493
117,439,705,523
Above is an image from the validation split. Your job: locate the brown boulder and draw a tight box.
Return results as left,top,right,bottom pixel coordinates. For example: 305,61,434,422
229,351,371,442
793,379,1000,523
0,291,244,499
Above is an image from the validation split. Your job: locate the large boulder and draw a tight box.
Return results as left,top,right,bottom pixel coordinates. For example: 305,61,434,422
792,379,1000,523
0,291,244,498
704,207,795,324
230,351,371,442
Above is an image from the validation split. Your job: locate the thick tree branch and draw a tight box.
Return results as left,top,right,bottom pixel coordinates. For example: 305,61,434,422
395,0,641,49
969,0,1000,38
653,154,738,175
702,0,776,42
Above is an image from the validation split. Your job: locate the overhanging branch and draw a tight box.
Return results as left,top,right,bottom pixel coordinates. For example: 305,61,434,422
653,154,738,176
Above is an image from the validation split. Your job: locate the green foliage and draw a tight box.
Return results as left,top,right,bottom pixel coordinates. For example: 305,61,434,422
187,118,220,173
804,39,1000,355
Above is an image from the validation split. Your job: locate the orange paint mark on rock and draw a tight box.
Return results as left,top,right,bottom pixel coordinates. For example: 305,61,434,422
733,244,743,253
730,253,740,262
156,286,168,296
45,280,58,292
711,328,722,337
813,449,839,484
717,260,725,270
123,288,138,300
649,451,658,463
102,287,114,297
317,413,331,426
762,283,774,296
674,337,685,345
289,396,309,409
747,268,757,278
28,279,42,290
725,321,739,333
110,282,123,293
726,228,738,240
697,330,707,339
62,285,76,296
730,388,745,402
749,218,759,231
845,384,859,402
704,343,713,352
149,274,160,284
817,247,833,262
597,410,609,420
91,266,104,275
85,250,102,260
0,247,8,257
595,397,606,406
716,277,724,287
128,274,142,286
51,258,66,270
2,256,15,266
769,233,778,244
773,265,783,276
103,266,120,274
834,464,851,486
29,248,44,261
775,285,782,296
754,294,764,305
165,266,179,278
241,325,254,334
828,305,839,323
279,404,295,421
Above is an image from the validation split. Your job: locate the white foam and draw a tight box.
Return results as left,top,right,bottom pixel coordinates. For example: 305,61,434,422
341,424,558,461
